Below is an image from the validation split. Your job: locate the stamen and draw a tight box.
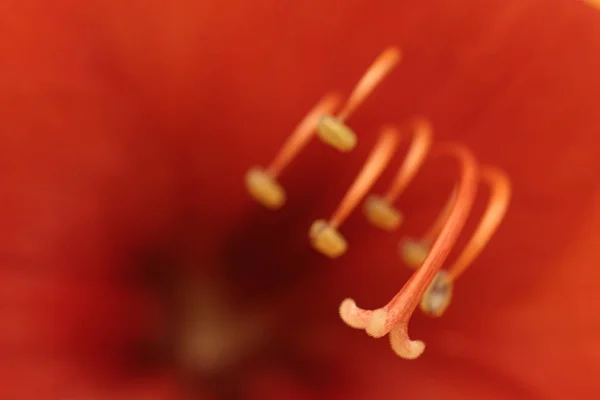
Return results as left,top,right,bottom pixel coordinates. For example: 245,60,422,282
446,166,511,281
403,167,510,317
337,48,402,122
316,47,401,152
339,144,478,359
421,187,458,244
364,119,433,230
245,94,341,209
310,127,399,258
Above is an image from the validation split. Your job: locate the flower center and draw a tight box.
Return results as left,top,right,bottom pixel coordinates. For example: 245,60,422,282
243,47,512,361
175,279,272,374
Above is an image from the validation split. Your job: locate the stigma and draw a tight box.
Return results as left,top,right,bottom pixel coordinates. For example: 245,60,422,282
244,48,512,360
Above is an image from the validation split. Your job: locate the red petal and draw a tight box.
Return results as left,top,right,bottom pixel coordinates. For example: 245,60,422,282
3,0,600,398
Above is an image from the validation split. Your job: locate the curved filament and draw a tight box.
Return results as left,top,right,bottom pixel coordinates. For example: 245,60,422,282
339,144,479,359
267,47,401,176
382,119,433,204
411,166,511,281
421,187,458,245
266,94,341,177
446,166,512,281
330,127,400,229
337,47,401,122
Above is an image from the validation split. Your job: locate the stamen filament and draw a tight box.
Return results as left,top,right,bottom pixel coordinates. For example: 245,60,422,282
310,127,399,258
406,167,510,317
246,94,340,209
266,94,341,177
317,47,401,152
364,119,433,231
330,128,399,229
383,119,433,204
339,144,479,359
421,188,458,244
446,166,511,281
337,47,402,122
249,48,402,208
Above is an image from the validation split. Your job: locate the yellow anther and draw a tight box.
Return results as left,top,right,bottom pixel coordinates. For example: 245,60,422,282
419,270,453,317
400,239,430,269
316,47,400,151
316,116,357,152
363,195,404,231
244,167,286,210
309,219,348,258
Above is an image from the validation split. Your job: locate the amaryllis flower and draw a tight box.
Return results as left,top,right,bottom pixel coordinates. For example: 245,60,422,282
2,0,600,398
